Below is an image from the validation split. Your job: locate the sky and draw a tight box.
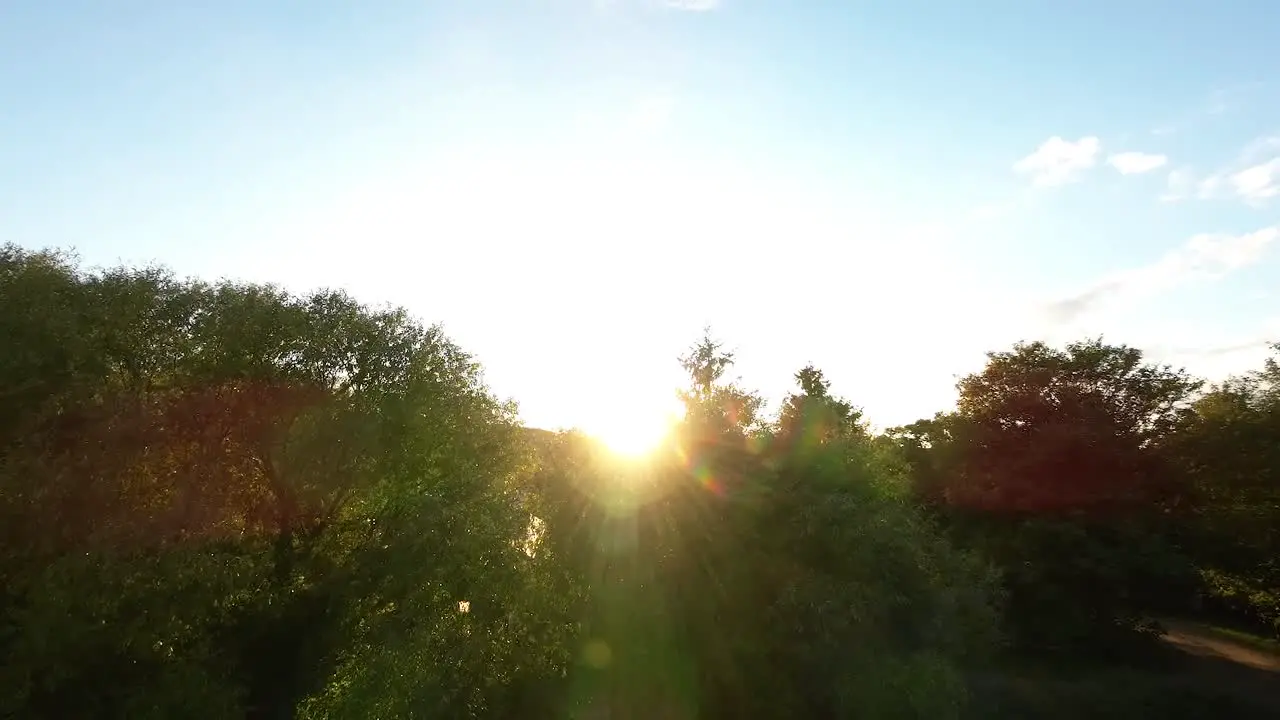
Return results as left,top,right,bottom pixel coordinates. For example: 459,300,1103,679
3,1,1279,444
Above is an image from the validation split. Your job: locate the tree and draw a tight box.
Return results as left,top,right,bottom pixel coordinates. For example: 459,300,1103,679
951,339,1200,513
523,342,999,719
886,413,963,507
892,339,1202,653
759,364,1000,717
676,330,764,443
1166,344,1280,634
0,245,564,718
775,364,865,453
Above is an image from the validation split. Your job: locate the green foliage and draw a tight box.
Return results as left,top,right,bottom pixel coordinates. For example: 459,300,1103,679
4,244,1277,718
524,339,1001,718
0,245,559,717
949,339,1200,513
1165,344,1280,634
890,340,1203,654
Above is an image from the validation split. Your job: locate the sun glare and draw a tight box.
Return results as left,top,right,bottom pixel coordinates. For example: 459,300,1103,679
591,415,670,453
590,412,679,458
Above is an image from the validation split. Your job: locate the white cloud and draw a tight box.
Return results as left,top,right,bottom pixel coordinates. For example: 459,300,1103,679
1160,167,1195,202
1170,136,1280,205
1044,225,1279,323
1172,227,1279,276
1147,317,1280,384
1107,151,1168,175
1013,136,1101,186
1198,173,1226,199
1240,134,1280,160
1231,157,1280,203
663,0,720,9
1206,81,1265,118
1160,168,1243,203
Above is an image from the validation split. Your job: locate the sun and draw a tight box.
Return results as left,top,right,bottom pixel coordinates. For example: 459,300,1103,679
591,419,669,457
589,411,679,458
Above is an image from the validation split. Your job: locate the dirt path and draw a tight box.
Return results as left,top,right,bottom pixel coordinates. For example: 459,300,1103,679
1158,619,1280,712
1160,619,1280,672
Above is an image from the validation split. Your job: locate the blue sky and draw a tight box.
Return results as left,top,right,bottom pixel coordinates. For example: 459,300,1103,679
3,1,1279,443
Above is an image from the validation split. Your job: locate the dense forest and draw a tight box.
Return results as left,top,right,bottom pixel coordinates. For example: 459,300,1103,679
2,244,1277,718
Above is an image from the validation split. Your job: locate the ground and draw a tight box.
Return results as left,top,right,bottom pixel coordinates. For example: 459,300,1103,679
1158,619,1280,713
969,619,1280,719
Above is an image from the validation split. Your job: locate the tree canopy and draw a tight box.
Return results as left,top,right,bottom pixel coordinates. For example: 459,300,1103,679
3,245,1278,718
